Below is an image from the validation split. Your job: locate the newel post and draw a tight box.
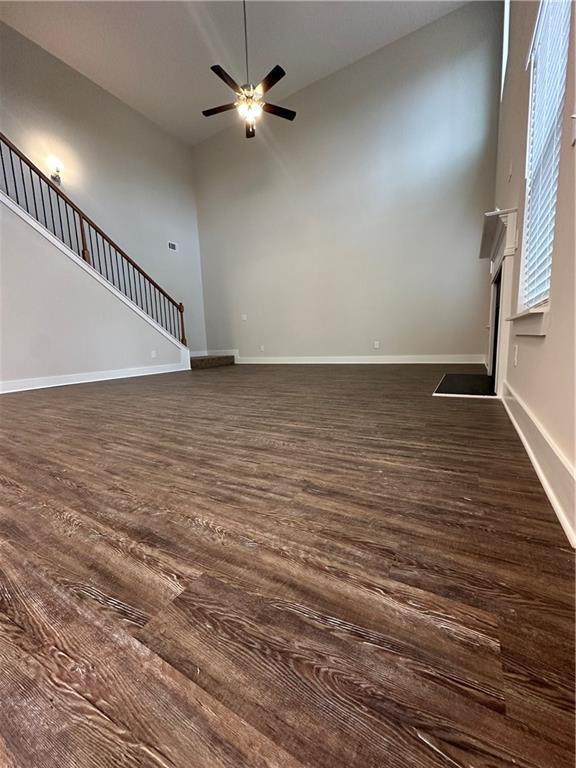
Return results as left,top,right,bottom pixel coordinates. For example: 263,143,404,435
178,303,187,346
79,215,91,265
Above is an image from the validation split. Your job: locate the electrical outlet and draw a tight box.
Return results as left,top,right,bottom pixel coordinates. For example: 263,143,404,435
513,344,519,367
259,345,265,352
373,340,380,350
151,349,157,359
168,241,179,252
241,314,248,321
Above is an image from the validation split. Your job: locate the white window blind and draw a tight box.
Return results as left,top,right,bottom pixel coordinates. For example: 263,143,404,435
521,0,572,309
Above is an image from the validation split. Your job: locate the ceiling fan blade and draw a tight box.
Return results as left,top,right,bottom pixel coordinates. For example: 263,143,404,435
210,65,240,92
246,123,256,139
202,103,236,117
262,102,296,121
257,65,286,94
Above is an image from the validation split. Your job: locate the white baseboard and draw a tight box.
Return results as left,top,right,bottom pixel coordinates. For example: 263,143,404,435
502,381,576,548
0,360,191,395
236,354,485,365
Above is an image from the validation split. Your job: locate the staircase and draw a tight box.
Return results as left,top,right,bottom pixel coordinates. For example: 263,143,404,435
0,132,187,346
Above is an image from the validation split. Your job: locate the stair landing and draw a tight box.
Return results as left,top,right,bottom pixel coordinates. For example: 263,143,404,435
190,355,235,370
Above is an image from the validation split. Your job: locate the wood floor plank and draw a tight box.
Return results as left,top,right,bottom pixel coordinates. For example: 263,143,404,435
138,574,572,768
0,364,573,765
0,540,310,768
0,477,192,628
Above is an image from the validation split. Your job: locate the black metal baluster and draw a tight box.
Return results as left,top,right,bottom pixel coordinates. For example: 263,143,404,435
134,268,140,307
55,195,65,243
89,228,98,273
96,234,106,279
106,241,116,288
74,211,82,255
153,286,160,325
28,166,39,220
107,241,114,284
129,263,136,302
124,262,131,300
146,280,153,319
8,149,20,205
73,210,81,255
65,204,73,250
18,158,29,214
103,240,111,283
120,255,128,297
140,277,146,313
130,264,138,306
162,296,167,331
140,274,147,314
135,272,142,308
115,251,122,293
0,143,8,195
47,186,56,237
107,240,113,283
38,175,48,228
92,230,100,274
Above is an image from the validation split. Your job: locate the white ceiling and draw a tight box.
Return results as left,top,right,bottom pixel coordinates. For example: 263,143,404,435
0,1,465,146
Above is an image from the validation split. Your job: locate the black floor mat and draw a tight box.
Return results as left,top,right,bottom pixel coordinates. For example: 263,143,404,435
434,373,496,397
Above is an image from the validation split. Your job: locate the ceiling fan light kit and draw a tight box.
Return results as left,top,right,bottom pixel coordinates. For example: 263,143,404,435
201,1,296,138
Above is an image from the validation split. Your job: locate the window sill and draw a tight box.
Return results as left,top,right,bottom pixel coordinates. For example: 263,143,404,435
506,303,549,336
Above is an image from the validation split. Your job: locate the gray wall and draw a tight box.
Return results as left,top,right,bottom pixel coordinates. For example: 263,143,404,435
0,22,207,351
192,2,502,360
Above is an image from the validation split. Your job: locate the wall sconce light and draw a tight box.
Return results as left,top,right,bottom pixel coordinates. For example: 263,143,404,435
48,155,62,185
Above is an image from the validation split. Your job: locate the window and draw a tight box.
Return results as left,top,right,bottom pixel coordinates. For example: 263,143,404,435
520,0,572,309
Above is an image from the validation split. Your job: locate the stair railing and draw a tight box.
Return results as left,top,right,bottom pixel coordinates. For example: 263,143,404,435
0,132,187,346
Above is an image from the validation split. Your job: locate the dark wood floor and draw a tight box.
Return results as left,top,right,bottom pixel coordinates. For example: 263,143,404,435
0,364,573,767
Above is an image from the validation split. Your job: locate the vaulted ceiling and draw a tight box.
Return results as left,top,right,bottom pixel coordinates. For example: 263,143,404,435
0,1,464,145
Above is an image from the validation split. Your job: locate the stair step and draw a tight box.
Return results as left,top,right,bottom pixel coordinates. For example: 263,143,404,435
190,355,235,370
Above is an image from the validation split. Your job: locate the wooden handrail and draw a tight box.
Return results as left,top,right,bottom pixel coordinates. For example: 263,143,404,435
0,131,187,343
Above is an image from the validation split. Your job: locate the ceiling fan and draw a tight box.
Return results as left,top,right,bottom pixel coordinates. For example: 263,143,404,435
202,0,296,138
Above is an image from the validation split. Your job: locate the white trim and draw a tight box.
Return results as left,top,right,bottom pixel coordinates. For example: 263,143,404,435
236,354,485,365
0,193,187,353
495,255,514,396
0,359,191,395
479,208,518,261
502,381,576,548
506,304,549,337
433,392,496,399
486,239,505,378
507,301,549,321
